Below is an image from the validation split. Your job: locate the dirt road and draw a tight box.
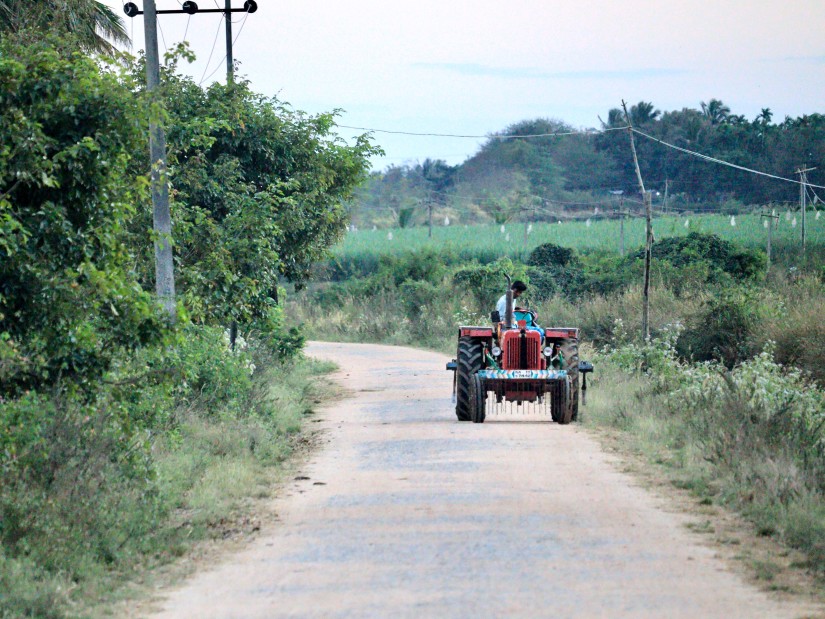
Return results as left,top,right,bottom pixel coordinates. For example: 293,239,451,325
148,342,816,618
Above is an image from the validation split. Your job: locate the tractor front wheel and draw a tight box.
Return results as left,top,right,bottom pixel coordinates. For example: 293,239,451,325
470,374,486,423
549,380,564,423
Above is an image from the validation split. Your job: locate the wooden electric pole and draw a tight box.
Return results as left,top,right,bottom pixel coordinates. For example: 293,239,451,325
622,100,653,341
663,178,669,214
143,0,176,320
619,196,626,256
797,166,816,254
761,212,779,270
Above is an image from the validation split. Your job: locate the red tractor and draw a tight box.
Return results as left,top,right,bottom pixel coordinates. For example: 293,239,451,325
447,277,593,423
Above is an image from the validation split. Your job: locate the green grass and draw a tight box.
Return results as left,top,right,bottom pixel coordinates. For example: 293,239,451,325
336,213,825,261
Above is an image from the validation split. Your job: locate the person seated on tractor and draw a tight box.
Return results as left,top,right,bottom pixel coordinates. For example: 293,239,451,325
495,280,545,339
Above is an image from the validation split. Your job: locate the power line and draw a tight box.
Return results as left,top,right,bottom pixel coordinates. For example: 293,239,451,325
632,128,825,190
338,125,629,140
157,17,168,57
199,9,250,85
198,17,224,85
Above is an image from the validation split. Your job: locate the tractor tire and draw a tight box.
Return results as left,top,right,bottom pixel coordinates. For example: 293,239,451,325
549,380,563,423
470,374,486,423
456,336,483,421
561,339,580,423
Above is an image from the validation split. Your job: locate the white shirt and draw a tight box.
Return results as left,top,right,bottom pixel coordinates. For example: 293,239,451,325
496,294,518,326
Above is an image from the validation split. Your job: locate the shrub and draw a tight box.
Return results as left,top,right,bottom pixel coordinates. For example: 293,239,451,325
632,232,766,283
525,267,557,301
452,257,529,311
376,248,450,286
0,38,171,396
676,288,771,367
527,243,577,269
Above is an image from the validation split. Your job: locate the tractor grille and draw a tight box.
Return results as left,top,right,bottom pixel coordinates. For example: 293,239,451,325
501,330,542,370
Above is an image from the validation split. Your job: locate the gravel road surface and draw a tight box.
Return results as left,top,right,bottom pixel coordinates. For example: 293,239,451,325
148,341,816,619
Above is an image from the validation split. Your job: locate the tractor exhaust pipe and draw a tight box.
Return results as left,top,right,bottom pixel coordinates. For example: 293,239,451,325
505,274,513,329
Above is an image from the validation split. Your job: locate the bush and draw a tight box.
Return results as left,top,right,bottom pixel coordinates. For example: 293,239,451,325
527,243,577,269
0,38,171,397
452,257,528,311
633,232,766,283
375,248,450,287
676,288,772,367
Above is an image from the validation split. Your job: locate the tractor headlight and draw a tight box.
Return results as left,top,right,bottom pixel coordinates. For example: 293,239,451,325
543,346,553,357
491,346,501,357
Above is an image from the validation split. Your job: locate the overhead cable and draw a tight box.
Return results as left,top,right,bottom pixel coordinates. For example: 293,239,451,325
198,17,224,85
199,10,250,85
632,128,825,190
338,125,629,140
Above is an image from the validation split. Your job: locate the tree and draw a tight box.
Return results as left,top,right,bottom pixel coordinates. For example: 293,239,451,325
700,98,731,125
0,38,167,395
128,56,380,325
0,0,128,56
630,101,660,126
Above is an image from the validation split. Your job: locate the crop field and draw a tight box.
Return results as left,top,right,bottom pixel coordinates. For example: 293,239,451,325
334,212,825,262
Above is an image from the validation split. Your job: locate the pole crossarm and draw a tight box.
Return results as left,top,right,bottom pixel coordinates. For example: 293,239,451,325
123,1,257,17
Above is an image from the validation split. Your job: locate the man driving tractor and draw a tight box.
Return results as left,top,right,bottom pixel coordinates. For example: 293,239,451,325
495,280,545,339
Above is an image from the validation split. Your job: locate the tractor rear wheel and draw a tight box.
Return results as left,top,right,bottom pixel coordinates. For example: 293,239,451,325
456,337,483,421
561,339,580,423
470,374,486,423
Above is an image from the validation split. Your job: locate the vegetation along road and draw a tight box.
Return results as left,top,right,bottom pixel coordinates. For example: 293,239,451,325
144,342,819,619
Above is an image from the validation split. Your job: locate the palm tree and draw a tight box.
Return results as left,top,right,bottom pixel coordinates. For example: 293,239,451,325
700,99,731,125
630,101,660,126
0,0,129,56
600,108,625,129
756,108,773,125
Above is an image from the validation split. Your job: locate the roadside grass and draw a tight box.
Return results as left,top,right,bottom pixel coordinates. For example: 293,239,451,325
584,356,825,580
0,350,337,619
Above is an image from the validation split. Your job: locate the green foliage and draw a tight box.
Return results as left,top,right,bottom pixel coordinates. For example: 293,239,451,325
376,248,448,287
349,103,825,228
0,1,129,56
637,232,766,282
452,258,529,311
0,38,171,395
252,305,306,362
527,242,577,268
676,288,772,367
127,59,381,326
0,37,367,616
593,339,825,573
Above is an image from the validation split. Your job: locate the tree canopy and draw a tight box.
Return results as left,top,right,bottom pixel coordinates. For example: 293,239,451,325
350,100,825,228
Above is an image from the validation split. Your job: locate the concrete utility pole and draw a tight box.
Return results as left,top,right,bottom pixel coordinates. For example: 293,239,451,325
225,0,234,82
622,100,653,341
143,0,176,320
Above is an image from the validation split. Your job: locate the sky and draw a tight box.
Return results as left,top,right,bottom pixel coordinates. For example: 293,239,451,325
106,0,825,170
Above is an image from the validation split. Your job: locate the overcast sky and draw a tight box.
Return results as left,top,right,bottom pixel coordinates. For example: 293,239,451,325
106,0,825,170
